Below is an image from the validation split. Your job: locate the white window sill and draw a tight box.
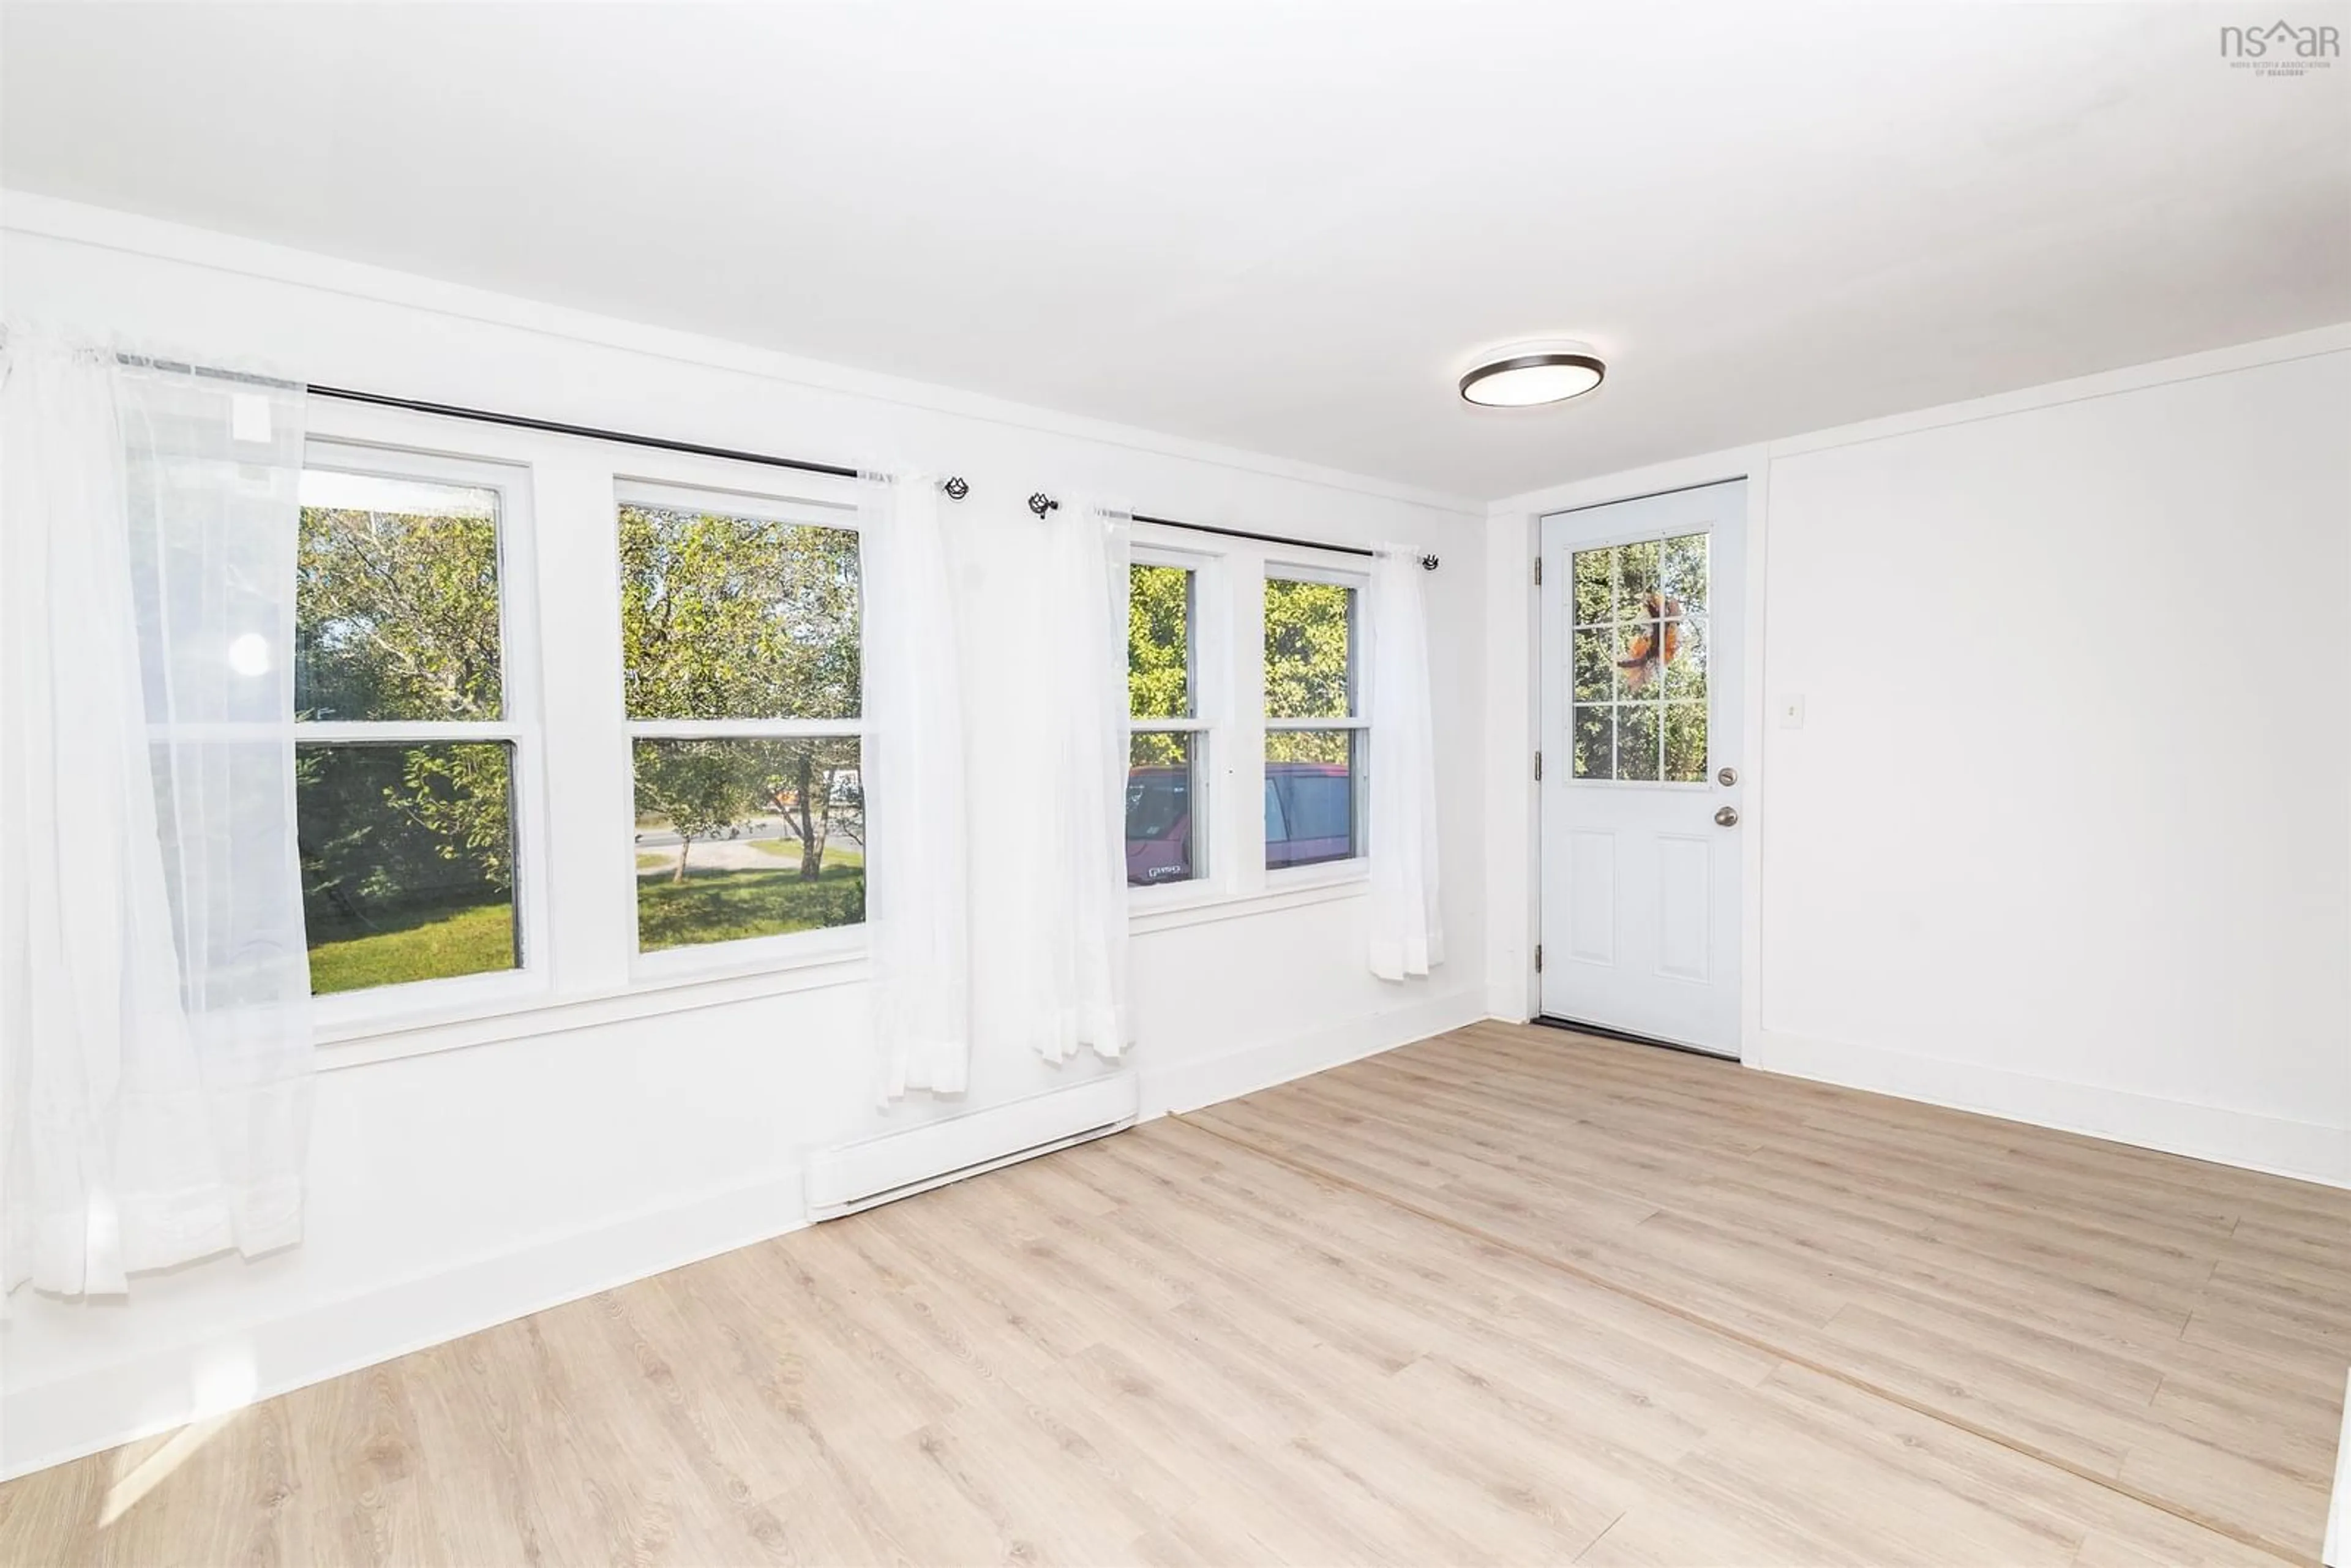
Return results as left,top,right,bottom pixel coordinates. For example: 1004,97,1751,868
313,943,871,1070
313,868,1376,1067
1130,863,1371,935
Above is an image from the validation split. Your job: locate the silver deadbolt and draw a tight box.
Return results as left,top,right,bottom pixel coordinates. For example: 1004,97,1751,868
1717,766,1738,787
1714,806,1740,827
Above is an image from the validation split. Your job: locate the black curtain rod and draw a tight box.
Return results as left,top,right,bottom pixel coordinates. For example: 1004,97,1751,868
1130,512,1438,571
308,384,864,480
121,361,980,490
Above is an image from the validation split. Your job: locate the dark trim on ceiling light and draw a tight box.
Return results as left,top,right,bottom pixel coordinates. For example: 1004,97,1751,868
1458,351,1607,407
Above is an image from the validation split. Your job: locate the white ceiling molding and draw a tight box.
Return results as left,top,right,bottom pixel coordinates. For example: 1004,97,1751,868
5,4,2345,497
0,189,1482,517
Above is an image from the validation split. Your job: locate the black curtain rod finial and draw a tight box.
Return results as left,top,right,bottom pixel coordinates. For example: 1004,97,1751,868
1420,553,1440,572
940,476,970,500
1029,492,1060,518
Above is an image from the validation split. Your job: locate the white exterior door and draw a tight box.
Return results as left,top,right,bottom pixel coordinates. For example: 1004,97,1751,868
1538,481,1745,1056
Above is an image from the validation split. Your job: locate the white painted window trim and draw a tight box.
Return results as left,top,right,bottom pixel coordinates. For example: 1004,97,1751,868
1128,538,1228,908
301,438,557,1039
293,402,1394,1067
1122,528,1382,918
315,944,870,1067
296,400,883,1063
1262,556,1372,890
613,475,868,986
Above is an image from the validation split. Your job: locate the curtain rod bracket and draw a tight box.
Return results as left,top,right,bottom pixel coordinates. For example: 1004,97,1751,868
939,476,970,500
1029,493,1060,518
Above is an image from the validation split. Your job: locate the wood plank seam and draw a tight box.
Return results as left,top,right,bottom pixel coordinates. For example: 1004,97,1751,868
1174,1111,2320,1568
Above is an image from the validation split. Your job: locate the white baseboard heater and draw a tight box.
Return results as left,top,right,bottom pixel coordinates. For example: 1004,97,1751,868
806,1073,1139,1220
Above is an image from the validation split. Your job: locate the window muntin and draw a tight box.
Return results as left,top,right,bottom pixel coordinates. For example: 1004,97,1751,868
1128,561,1205,886
617,484,864,955
294,462,525,997
1569,532,1709,783
1263,572,1364,870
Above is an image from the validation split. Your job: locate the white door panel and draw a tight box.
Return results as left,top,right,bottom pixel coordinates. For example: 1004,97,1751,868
1538,481,1745,1056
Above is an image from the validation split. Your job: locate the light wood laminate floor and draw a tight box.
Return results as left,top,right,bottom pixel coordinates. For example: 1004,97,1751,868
2,1022,2344,1566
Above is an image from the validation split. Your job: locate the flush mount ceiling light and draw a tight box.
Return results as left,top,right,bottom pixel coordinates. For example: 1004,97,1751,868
1458,342,1607,408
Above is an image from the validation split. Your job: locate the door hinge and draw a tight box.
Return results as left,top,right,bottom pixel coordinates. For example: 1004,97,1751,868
1534,555,1543,587
1534,750,1543,782
1535,943,1544,973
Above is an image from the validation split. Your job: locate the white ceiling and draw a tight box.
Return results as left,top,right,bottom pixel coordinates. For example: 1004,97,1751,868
5,2,2346,499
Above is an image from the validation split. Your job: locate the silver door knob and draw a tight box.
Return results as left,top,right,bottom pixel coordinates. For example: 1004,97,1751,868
1715,806,1740,827
1717,767,1738,787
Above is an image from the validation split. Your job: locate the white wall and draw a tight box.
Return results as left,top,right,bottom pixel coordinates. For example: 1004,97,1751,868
1487,327,2351,1189
0,194,1488,1477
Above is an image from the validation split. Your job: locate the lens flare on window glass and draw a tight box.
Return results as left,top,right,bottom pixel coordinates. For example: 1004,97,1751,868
227,632,271,677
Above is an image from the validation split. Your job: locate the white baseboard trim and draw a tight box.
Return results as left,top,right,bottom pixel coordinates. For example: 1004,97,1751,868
1749,1027,2351,1190
1,1168,808,1482
1140,983,1485,1119
4,988,1488,1481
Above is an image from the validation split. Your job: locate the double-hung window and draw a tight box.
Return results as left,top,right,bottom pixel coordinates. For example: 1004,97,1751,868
293,445,541,1003
1263,569,1366,871
1127,557,1207,887
616,481,864,962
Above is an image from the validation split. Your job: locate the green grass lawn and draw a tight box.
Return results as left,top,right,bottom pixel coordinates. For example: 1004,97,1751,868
307,896,516,995
637,861,865,951
306,842,866,992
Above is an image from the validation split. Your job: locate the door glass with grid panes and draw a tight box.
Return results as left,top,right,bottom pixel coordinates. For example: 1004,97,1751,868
294,453,532,1000
1264,572,1365,870
1129,561,1205,886
618,484,864,958
1538,482,1745,1056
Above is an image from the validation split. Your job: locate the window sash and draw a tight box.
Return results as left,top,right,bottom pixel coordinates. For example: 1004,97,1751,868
295,719,522,743
304,440,523,727
615,484,865,731
1128,558,1199,724
617,478,868,967
296,441,544,1021
623,718,863,740
1262,572,1362,723
613,477,858,532
1264,716,1367,732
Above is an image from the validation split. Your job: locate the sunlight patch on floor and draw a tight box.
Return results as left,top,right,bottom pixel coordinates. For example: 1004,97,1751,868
100,1349,256,1528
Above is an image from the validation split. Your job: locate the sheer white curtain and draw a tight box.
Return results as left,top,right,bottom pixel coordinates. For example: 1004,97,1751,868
1,337,313,1297
1018,500,1131,1063
861,472,974,1098
1367,544,1444,981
